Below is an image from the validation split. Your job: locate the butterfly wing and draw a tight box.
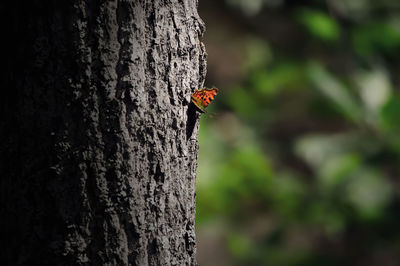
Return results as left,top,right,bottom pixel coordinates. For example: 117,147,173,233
191,87,218,113
202,88,218,107
191,90,207,113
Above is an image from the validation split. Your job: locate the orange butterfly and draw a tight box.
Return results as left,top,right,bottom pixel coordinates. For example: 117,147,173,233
191,87,218,113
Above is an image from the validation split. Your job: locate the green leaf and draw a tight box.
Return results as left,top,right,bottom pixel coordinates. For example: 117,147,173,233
307,62,362,122
352,21,400,56
381,95,400,133
345,168,393,220
296,8,340,42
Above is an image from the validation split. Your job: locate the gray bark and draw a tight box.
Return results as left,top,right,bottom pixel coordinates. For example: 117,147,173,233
1,0,206,265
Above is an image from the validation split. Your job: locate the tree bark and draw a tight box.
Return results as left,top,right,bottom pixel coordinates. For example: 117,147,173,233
1,0,206,265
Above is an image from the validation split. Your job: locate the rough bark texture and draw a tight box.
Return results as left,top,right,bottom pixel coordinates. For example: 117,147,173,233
1,0,206,265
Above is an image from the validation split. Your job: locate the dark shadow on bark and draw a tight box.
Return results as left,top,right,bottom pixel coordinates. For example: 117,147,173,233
186,102,200,140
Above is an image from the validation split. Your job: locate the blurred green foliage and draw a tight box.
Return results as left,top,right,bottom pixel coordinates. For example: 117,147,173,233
197,0,400,265
297,8,340,42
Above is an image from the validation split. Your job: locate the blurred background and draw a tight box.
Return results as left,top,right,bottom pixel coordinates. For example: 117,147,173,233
195,0,400,265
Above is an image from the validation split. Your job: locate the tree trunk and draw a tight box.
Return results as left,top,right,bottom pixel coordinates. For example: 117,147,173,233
1,0,206,265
